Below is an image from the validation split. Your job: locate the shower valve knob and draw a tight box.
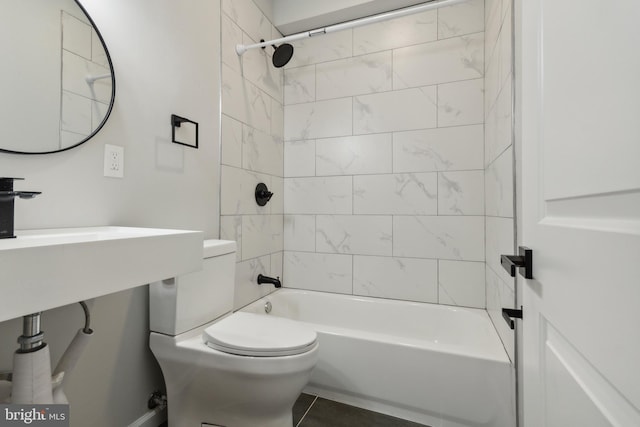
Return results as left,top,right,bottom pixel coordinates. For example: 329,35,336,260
255,183,273,206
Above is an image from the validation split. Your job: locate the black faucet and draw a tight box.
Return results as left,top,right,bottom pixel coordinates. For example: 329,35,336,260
0,177,41,239
257,274,281,288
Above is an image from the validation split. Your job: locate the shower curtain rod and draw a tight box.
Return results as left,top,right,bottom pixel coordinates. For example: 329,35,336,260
236,0,470,56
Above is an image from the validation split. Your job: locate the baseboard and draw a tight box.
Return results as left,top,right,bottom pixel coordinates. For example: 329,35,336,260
128,408,167,427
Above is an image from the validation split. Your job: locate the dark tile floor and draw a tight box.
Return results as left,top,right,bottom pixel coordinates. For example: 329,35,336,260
160,393,429,426
293,393,430,427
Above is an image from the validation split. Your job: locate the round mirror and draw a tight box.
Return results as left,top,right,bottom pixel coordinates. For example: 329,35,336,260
0,0,115,154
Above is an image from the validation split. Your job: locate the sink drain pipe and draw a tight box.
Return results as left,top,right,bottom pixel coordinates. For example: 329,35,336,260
10,301,94,404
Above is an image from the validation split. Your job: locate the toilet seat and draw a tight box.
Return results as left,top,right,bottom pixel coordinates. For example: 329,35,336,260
203,312,317,357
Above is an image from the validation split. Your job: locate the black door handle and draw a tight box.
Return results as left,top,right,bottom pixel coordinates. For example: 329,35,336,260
502,307,523,329
500,246,533,279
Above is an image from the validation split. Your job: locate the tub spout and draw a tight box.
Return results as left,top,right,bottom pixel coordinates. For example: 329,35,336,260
257,274,281,288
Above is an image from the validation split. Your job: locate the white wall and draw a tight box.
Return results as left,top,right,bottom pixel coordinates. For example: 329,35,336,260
282,0,487,308
0,0,221,425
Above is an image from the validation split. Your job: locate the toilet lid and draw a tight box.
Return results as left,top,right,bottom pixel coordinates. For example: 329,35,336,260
203,312,317,357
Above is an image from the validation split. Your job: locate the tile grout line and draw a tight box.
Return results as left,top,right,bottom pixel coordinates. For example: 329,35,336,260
296,395,318,427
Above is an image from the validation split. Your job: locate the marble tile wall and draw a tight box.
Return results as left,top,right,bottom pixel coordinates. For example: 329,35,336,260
61,11,111,144
283,0,487,309
484,0,516,361
220,0,284,310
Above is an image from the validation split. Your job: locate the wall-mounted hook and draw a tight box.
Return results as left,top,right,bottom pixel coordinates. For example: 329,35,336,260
255,183,273,206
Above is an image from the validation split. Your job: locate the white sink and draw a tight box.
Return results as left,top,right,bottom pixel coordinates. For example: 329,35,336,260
0,226,203,323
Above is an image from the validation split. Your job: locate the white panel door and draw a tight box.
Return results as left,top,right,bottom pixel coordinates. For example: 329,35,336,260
518,0,640,426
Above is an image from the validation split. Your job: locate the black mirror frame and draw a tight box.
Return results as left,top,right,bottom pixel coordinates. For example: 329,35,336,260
0,0,116,155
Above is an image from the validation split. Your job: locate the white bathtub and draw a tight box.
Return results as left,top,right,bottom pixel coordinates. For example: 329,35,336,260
242,289,515,427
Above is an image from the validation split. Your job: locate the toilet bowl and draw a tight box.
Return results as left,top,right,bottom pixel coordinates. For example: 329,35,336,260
149,240,318,427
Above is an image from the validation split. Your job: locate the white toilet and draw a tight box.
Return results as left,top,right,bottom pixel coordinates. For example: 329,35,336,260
149,240,318,427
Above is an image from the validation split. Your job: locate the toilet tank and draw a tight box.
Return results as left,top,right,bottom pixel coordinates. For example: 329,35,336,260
149,240,236,335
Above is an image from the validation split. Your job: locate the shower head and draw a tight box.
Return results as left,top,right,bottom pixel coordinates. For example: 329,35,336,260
272,43,294,68
260,39,294,68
